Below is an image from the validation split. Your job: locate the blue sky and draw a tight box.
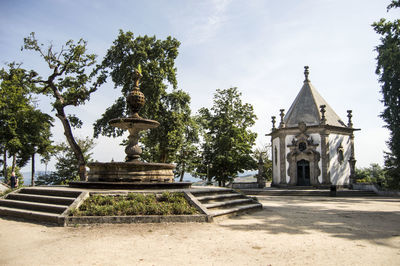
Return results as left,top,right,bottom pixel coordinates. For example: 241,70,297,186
0,0,397,171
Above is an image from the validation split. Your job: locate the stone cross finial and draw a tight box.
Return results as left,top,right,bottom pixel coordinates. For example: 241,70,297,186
320,105,326,125
279,109,285,128
304,66,310,81
347,110,353,128
271,116,276,130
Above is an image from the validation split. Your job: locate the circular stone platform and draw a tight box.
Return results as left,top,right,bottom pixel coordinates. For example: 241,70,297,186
68,181,192,189
86,161,175,183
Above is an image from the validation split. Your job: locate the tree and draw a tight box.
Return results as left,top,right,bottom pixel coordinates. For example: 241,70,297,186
22,32,106,181
173,117,201,182
93,30,197,165
355,163,386,186
373,0,400,189
197,87,258,186
36,137,95,185
0,63,53,182
24,109,54,186
254,144,273,182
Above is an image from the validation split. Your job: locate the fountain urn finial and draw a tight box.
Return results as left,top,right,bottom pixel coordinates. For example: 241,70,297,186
127,68,145,118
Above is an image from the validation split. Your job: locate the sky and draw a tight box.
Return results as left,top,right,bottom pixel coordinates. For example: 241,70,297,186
0,0,398,172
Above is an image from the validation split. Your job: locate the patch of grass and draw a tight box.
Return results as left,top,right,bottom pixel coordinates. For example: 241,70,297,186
71,192,199,216
0,188,17,197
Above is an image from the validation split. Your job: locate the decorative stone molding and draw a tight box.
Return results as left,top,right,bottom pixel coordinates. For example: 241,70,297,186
337,143,344,164
286,123,321,185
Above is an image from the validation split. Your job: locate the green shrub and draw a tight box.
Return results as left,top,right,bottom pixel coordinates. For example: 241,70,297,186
71,192,198,216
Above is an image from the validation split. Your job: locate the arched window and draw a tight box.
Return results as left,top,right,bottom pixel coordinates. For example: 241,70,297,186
274,146,278,165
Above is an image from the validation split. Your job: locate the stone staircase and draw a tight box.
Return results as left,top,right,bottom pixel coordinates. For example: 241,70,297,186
0,187,83,225
190,188,262,218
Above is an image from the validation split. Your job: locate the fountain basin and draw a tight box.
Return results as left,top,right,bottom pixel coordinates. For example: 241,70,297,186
109,117,159,130
86,161,175,182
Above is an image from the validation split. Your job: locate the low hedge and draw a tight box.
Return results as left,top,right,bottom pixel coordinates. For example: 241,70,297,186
71,192,199,216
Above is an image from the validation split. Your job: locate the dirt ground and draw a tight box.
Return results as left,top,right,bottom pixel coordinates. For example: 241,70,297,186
1,195,399,266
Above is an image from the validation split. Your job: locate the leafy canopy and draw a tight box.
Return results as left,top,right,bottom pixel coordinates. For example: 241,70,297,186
197,87,258,185
22,32,106,181
0,63,53,169
373,0,400,189
94,30,197,164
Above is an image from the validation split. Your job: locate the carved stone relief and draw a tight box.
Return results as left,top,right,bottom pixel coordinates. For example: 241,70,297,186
286,123,321,186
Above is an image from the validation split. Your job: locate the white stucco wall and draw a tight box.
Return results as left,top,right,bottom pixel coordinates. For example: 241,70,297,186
328,134,351,185
285,134,322,184
285,135,293,183
272,137,280,184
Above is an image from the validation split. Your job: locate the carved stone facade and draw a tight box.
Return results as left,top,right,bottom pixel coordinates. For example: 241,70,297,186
268,67,359,187
286,123,321,186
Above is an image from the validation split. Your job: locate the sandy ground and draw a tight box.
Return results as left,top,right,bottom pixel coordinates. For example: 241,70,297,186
1,195,399,266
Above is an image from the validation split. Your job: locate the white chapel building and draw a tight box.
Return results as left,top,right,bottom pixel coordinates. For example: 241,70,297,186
269,66,359,187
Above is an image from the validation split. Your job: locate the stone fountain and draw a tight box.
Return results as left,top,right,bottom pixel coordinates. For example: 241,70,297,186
69,69,191,189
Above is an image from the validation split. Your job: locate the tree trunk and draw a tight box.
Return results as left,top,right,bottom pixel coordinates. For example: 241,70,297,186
31,153,35,186
179,160,185,182
56,107,87,181
11,154,16,173
3,149,7,180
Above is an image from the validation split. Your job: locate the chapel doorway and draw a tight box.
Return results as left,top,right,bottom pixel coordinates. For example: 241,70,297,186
297,159,310,186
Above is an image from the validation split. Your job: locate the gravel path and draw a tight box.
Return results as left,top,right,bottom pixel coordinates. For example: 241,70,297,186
1,195,399,265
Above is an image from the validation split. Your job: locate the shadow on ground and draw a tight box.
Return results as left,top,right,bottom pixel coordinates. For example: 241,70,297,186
218,196,400,246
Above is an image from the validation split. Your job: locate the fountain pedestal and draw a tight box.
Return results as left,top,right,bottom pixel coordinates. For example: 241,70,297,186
69,68,191,189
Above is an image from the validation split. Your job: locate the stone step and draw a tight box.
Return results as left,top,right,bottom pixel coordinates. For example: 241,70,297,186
210,203,263,217
190,189,234,197
0,206,61,224
0,199,68,214
19,188,81,198
196,193,243,202
203,198,254,209
6,193,75,205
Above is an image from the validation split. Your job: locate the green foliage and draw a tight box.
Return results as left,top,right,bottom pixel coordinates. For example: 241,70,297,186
0,63,54,171
71,192,198,216
2,166,24,186
0,188,16,198
254,145,273,182
196,87,258,186
93,30,197,166
373,1,400,189
355,163,386,185
22,32,106,180
36,137,95,185
383,153,400,189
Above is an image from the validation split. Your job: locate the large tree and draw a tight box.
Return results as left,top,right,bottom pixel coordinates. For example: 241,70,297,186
94,30,197,165
373,0,400,189
0,63,53,183
197,87,258,186
22,33,106,181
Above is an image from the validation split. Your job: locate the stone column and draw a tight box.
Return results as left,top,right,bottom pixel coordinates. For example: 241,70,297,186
349,132,356,187
320,129,331,185
271,136,276,186
279,134,286,184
